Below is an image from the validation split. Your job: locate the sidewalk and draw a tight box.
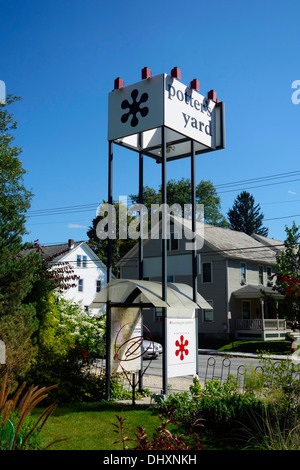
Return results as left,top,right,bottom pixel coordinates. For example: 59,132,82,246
198,348,289,361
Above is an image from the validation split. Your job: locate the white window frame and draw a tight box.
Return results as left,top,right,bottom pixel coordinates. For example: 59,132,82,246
78,278,84,292
240,262,246,283
203,300,214,322
96,280,102,292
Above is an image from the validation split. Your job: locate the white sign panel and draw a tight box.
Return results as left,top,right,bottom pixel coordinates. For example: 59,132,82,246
108,73,224,157
110,307,142,373
108,74,164,141
167,318,196,378
164,75,215,149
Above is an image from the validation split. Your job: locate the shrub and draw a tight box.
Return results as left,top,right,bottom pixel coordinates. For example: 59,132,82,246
158,377,266,441
112,407,205,450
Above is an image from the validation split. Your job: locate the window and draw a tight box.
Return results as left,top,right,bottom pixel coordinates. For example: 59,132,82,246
96,280,101,292
240,263,246,283
202,262,212,283
267,267,272,282
77,255,81,267
78,279,83,292
258,265,263,284
167,233,179,251
82,256,87,268
155,308,163,321
203,300,213,322
242,301,251,319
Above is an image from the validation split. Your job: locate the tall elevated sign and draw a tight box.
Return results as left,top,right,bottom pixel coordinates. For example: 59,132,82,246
104,67,225,399
108,69,225,161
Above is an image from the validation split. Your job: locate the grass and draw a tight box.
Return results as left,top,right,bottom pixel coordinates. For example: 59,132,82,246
29,340,293,450
31,401,180,450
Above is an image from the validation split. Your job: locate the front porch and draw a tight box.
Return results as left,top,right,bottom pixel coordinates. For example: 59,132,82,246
234,318,287,341
232,284,287,341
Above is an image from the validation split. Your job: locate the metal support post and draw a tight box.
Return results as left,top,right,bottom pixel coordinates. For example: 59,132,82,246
138,134,144,392
161,126,168,395
106,140,113,401
191,139,199,375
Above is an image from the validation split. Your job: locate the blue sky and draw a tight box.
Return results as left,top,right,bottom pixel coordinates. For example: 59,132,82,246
2,0,300,245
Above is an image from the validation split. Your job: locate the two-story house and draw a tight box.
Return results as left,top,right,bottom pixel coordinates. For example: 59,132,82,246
117,216,286,343
26,239,111,315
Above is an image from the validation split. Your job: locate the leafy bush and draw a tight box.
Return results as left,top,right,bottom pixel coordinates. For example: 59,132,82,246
26,295,111,404
158,377,266,440
112,407,205,450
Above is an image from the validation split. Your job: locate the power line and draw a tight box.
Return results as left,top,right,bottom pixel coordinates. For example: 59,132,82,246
214,170,300,189
26,170,300,218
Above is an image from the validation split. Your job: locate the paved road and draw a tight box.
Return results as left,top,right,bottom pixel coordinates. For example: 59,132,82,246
143,352,283,381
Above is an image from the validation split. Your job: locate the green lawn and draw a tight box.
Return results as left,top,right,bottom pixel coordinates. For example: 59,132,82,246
32,402,178,451
30,340,293,451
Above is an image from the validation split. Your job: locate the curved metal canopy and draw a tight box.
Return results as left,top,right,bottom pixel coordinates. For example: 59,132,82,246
89,279,212,310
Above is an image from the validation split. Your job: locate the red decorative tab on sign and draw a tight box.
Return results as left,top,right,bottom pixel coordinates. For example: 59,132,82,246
171,67,181,80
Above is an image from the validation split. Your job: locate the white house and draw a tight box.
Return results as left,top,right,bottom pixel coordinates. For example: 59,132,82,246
29,239,112,315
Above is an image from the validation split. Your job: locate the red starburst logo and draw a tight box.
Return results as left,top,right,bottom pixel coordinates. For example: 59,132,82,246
175,335,189,361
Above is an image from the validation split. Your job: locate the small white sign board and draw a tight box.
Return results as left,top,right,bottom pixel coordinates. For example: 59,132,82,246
110,307,142,373
167,317,196,378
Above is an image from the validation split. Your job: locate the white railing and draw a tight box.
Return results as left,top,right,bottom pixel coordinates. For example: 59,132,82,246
235,319,286,331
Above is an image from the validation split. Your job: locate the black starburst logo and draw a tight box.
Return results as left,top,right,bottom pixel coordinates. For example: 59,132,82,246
121,89,149,127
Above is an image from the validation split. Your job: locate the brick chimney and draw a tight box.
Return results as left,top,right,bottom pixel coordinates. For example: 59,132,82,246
68,239,74,250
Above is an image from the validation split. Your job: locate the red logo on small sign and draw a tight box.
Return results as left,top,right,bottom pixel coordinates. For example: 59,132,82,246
175,335,189,361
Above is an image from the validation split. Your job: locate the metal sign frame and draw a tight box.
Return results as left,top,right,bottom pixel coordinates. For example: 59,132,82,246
105,68,225,399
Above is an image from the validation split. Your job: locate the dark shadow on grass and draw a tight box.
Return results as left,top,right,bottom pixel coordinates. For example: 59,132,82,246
37,401,152,417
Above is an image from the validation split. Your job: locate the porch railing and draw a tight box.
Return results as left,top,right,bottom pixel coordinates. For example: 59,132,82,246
235,318,286,331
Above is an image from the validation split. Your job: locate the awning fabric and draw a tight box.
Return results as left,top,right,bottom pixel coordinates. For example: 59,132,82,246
89,279,212,311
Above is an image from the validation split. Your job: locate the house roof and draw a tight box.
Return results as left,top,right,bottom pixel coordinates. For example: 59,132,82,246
232,284,284,299
117,216,282,266
21,240,109,271
175,217,280,264
21,240,83,261
251,233,285,251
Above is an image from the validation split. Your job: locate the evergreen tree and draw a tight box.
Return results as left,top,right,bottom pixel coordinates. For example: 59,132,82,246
0,96,40,387
227,191,268,236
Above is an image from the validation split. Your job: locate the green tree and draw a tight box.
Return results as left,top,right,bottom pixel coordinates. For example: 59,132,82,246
273,222,300,321
130,178,229,227
87,201,137,275
0,95,41,387
227,191,268,236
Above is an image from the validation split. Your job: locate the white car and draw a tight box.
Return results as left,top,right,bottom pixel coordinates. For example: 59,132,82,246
142,340,162,359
